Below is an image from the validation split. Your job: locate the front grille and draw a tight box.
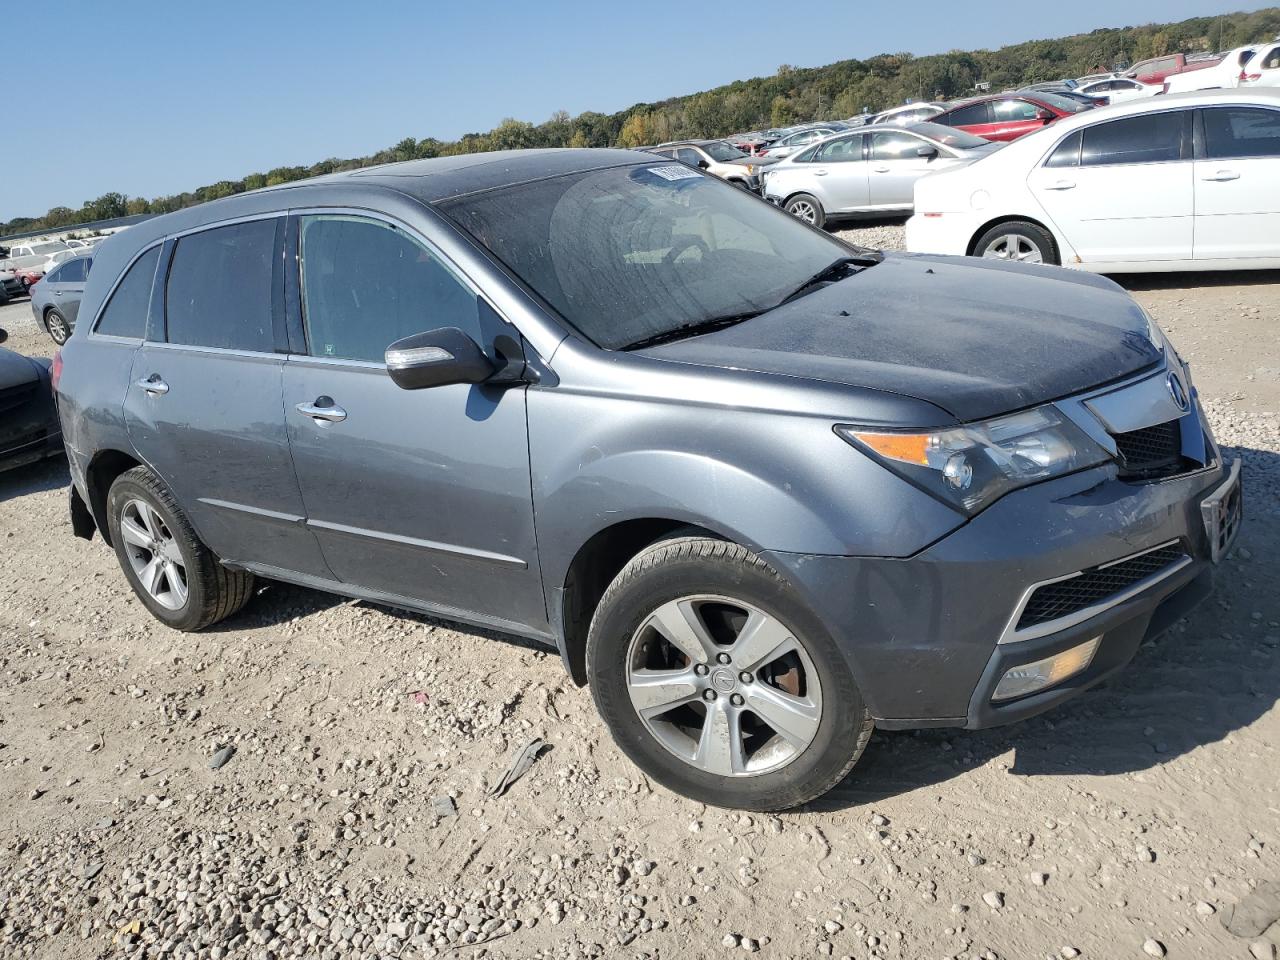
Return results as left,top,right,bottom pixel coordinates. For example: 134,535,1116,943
1113,420,1185,479
1016,544,1187,630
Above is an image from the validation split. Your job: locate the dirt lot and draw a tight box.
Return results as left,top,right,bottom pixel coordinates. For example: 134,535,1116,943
1,232,1278,960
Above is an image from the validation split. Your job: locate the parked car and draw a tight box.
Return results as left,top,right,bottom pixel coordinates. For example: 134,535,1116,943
1127,52,1223,85
12,265,46,289
1,239,74,283
647,140,776,191
757,127,842,158
1074,77,1162,104
0,327,63,473
54,148,1241,810
907,89,1280,272
868,102,945,126
1023,88,1109,108
6,240,72,261
30,253,92,344
1,269,26,304
762,122,1002,227
1164,45,1262,94
932,92,1091,142
1242,41,1280,88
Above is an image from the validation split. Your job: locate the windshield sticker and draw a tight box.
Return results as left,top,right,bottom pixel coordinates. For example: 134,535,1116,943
646,164,703,182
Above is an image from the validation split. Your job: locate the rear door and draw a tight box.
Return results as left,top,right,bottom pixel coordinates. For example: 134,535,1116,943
867,130,935,208
1194,105,1280,260
987,98,1050,141
281,212,545,630
937,101,995,139
804,133,869,211
1027,109,1194,264
123,217,333,578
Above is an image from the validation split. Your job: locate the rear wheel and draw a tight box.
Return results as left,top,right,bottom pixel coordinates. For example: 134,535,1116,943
974,221,1058,265
44,308,70,345
784,194,826,229
587,536,872,810
106,467,255,631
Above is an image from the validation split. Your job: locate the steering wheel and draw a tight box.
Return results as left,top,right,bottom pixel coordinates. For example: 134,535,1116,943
663,236,710,265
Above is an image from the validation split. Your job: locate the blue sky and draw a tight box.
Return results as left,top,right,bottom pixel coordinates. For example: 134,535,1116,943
1,0,1268,219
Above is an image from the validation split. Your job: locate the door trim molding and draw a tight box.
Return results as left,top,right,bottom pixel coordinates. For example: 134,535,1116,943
306,518,528,569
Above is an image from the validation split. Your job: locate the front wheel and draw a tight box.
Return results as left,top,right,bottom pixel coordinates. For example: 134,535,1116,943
784,193,826,230
106,467,255,631
587,536,872,810
45,309,70,345
974,221,1058,265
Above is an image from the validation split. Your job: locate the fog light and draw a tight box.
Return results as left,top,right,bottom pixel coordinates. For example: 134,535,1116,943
992,637,1101,702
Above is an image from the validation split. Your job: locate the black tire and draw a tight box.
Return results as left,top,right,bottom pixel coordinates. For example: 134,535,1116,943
971,220,1059,266
784,193,826,229
587,536,872,811
106,466,255,631
730,179,752,191
45,309,70,345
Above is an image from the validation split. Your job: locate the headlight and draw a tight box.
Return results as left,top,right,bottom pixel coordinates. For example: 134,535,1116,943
837,405,1108,515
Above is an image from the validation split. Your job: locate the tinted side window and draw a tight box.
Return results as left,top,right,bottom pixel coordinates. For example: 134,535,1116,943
59,258,88,283
942,102,991,126
95,246,161,339
812,135,863,162
299,215,480,363
1264,47,1280,70
871,131,925,161
675,148,702,165
44,265,66,284
165,219,278,352
1203,107,1280,160
993,99,1041,121
1045,130,1082,167
1081,112,1184,166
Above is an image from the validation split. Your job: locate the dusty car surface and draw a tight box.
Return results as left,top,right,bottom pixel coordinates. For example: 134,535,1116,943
55,149,1242,810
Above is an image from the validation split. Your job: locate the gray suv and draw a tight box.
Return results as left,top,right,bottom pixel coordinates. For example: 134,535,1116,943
55,149,1242,810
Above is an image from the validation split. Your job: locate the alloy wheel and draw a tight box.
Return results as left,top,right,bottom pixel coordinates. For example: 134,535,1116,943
982,234,1044,263
625,595,823,777
47,313,69,344
119,499,188,610
787,200,818,224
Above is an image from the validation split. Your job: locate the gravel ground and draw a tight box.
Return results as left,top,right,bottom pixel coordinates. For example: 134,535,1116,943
0,246,1278,960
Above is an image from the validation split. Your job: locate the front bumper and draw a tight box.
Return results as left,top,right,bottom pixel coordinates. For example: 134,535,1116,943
764,452,1239,729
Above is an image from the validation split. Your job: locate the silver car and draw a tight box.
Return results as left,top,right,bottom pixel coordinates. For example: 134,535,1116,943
30,252,92,344
762,122,1002,228
758,126,843,159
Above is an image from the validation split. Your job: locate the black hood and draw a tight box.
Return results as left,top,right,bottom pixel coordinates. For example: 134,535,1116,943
0,347,41,390
639,253,1161,422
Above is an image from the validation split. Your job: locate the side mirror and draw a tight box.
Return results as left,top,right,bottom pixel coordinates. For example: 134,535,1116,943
696,159,710,170
0,328,7,346
916,145,939,160
1036,108,1054,122
385,327,494,390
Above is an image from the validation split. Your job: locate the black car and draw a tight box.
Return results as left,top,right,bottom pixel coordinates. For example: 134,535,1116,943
0,328,63,472
1,270,25,305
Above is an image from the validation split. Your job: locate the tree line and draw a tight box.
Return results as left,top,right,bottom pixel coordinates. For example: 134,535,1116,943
4,7,1278,237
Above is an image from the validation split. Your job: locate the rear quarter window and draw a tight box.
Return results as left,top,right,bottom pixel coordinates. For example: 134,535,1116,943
95,246,162,339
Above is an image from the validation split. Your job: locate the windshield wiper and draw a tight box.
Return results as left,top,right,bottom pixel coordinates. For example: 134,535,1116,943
776,253,882,307
620,310,764,351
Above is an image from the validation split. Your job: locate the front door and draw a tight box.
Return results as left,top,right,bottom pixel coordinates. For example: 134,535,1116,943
804,133,869,212
281,213,546,631
50,255,90,324
866,130,934,208
1194,105,1280,261
124,217,332,578
1028,109,1194,264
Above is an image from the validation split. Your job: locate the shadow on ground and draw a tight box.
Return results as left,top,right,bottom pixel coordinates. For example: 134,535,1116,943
1116,269,1280,292
0,454,67,504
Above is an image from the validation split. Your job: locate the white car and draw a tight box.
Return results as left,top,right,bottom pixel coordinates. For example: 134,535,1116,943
906,89,1280,273
762,122,1002,227
1074,77,1161,104
869,102,945,126
1163,44,1263,94
1240,41,1280,89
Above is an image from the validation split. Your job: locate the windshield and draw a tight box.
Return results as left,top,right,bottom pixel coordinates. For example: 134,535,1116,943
1032,91,1091,114
439,163,856,350
703,141,747,161
32,242,70,255
908,122,989,149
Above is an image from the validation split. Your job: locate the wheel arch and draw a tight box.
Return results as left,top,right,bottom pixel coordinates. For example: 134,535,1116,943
83,449,144,548
966,213,1063,263
558,518,721,686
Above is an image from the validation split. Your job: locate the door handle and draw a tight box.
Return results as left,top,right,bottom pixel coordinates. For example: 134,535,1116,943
53,289,64,296
1202,170,1240,182
873,166,890,173
813,169,828,176
135,375,169,396
1043,180,1076,191
296,398,347,424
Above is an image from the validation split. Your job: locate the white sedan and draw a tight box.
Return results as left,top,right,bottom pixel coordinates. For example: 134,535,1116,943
1074,77,1161,104
906,88,1280,273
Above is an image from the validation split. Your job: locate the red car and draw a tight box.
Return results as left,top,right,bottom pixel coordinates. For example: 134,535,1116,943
932,91,1092,143
13,266,44,289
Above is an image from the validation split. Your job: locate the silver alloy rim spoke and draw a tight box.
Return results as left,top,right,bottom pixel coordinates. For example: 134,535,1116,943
625,594,823,778
121,499,188,611
984,235,1043,264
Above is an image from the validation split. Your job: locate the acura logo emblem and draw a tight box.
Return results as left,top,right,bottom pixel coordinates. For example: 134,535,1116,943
1167,372,1189,412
